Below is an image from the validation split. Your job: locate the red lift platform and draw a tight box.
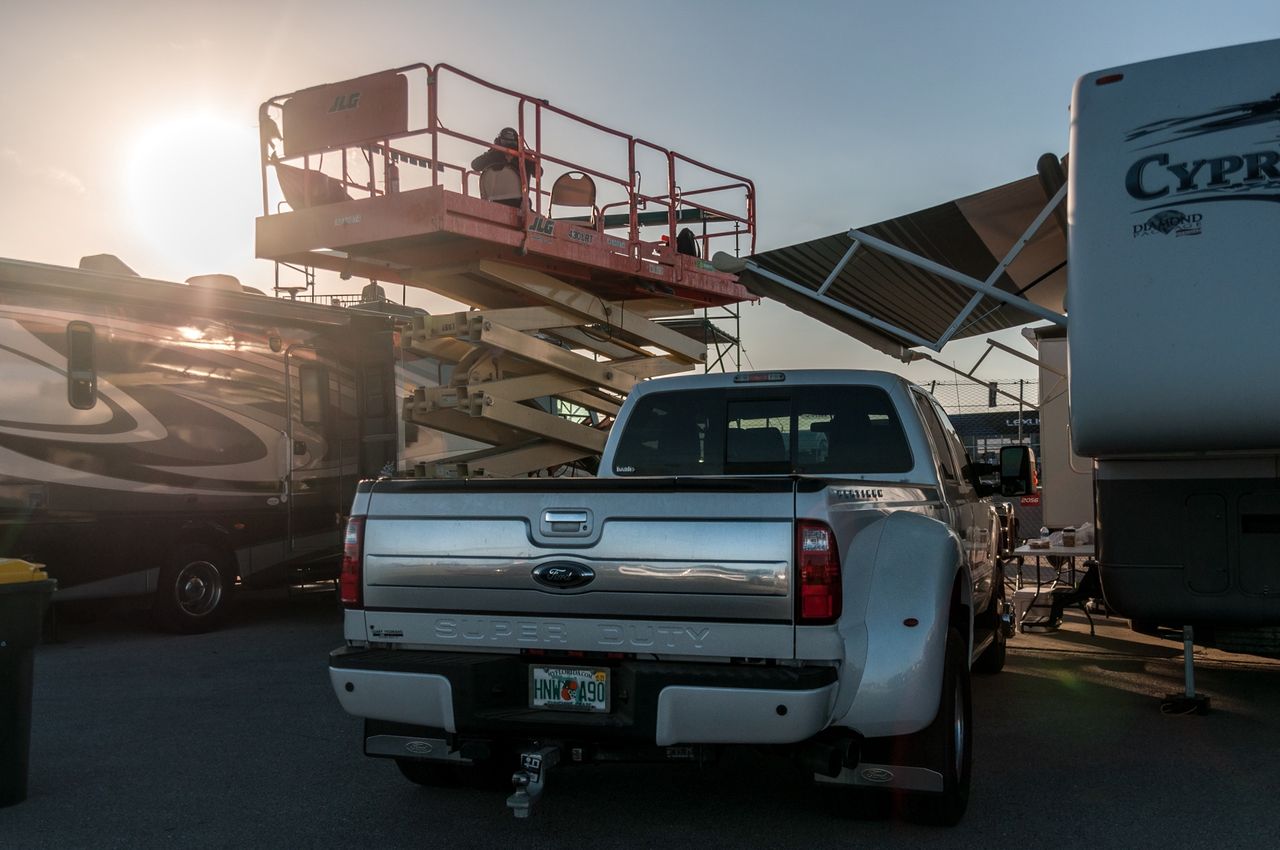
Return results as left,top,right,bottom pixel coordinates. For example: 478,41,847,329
254,64,755,308
254,64,757,476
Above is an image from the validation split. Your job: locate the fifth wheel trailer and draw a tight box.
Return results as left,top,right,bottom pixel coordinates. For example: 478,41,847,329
718,37,1280,633
0,256,401,631
1066,38,1280,628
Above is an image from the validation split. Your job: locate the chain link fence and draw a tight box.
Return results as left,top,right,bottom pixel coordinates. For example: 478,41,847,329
928,377,1041,465
931,377,1044,535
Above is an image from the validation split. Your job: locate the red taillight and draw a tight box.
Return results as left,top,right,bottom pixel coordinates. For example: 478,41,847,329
796,520,841,625
340,516,364,608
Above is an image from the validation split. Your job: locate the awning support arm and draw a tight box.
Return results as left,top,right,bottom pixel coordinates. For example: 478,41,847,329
984,337,1065,378
817,237,861,297
917,351,1039,411
739,260,940,350
970,345,994,374
846,225,1068,337
934,183,1069,346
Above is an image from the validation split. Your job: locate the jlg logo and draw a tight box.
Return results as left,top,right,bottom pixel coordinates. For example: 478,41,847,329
528,216,555,236
328,92,361,113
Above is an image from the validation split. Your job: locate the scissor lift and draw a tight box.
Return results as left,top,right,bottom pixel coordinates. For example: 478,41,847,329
255,64,756,476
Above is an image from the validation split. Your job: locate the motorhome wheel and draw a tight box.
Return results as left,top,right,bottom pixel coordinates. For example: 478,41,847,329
154,543,233,633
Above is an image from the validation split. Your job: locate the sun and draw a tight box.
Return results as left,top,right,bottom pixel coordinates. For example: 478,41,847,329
126,112,261,278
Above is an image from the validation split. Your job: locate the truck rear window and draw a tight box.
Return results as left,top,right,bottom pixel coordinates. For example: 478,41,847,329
611,385,913,476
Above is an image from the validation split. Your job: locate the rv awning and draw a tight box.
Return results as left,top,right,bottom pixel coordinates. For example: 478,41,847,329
729,169,1068,360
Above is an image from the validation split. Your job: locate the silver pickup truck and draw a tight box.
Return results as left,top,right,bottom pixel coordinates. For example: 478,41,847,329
329,370,1009,825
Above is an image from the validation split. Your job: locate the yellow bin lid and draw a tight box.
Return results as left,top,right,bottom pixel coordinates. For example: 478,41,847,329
0,559,48,584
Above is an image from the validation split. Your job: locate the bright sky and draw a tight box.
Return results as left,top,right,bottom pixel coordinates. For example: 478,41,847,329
4,0,1278,388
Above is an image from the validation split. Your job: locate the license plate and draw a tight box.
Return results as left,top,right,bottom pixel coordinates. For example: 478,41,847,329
529,666,610,712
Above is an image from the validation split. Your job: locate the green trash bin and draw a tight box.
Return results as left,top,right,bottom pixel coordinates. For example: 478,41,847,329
0,560,56,808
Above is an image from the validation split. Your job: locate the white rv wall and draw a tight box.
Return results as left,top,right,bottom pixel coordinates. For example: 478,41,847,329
1036,329,1094,529
1068,38,1280,457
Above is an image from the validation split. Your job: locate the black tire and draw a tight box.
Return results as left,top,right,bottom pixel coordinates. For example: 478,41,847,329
972,585,1008,675
153,542,234,633
905,627,973,826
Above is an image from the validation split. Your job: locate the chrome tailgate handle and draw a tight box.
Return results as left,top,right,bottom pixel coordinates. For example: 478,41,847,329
541,509,592,536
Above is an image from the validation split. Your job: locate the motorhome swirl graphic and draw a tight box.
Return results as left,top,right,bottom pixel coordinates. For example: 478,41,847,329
0,257,410,631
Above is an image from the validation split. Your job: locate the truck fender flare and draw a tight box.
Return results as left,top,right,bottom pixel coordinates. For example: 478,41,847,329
831,511,969,738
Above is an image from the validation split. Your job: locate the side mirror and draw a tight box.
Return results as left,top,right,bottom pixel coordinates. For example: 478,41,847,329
967,461,1000,498
999,445,1037,496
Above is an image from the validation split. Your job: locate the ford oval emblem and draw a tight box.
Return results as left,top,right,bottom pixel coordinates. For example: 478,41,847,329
532,561,595,590
405,740,435,756
860,767,894,784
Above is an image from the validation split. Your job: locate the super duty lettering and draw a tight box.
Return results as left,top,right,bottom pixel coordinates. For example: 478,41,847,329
432,618,568,644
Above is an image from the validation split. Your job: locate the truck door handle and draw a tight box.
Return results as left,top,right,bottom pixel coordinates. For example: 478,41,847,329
541,509,592,536
544,510,589,525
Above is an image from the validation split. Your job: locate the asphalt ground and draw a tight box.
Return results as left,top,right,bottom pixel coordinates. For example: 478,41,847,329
4,589,1280,849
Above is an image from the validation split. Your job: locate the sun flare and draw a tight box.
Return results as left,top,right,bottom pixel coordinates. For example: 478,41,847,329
126,112,261,278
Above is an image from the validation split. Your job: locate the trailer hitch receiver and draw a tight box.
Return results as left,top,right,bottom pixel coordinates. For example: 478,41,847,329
507,745,561,819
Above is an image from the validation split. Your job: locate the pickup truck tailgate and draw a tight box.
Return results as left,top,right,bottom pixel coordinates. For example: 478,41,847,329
359,478,796,658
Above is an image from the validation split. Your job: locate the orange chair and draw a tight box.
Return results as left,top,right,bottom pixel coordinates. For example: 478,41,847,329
549,171,598,227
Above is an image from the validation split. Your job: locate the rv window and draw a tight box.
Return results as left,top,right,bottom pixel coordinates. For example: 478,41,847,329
66,321,97,410
299,365,329,426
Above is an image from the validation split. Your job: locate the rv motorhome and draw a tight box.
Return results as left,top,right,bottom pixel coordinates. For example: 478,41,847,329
0,256,401,631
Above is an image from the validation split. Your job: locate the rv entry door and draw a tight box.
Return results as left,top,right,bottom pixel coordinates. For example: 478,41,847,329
285,347,357,561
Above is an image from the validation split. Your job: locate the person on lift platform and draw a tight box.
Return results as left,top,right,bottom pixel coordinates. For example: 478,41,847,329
471,127,542,207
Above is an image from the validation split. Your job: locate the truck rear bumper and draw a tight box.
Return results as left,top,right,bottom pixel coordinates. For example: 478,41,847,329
330,647,838,746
